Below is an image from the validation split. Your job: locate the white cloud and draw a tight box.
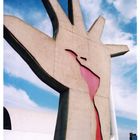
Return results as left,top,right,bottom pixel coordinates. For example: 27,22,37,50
4,4,24,20
37,18,53,37
113,0,136,20
4,85,39,110
106,0,113,4
110,52,136,121
102,16,134,45
80,0,102,29
4,40,58,95
111,74,137,120
101,16,136,65
124,47,137,65
106,0,136,21
4,85,58,113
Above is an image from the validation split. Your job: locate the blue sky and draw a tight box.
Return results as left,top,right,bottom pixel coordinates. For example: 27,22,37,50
4,0,137,139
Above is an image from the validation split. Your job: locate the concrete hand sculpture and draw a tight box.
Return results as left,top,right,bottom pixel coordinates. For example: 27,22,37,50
4,0,129,140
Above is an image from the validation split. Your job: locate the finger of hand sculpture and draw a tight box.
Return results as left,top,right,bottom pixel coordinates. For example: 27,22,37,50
4,0,129,140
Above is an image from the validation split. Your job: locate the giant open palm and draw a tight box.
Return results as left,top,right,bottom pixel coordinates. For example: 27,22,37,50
4,0,129,140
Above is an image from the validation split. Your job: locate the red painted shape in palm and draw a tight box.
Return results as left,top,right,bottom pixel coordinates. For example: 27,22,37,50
66,49,102,140
80,67,99,99
80,66,102,140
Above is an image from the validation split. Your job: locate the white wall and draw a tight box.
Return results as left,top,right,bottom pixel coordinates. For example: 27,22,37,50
4,107,58,140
